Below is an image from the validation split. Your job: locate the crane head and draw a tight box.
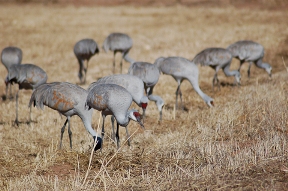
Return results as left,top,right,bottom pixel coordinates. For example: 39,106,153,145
129,109,145,129
264,64,272,77
93,136,103,151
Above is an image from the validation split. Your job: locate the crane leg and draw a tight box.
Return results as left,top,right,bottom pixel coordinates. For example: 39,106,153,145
111,116,116,141
120,58,123,74
78,59,84,84
217,77,220,91
175,85,180,109
113,52,116,74
14,89,19,126
9,83,12,99
100,114,106,151
60,118,68,149
125,126,131,147
212,73,218,91
248,62,253,78
238,60,244,72
116,123,120,149
67,117,72,149
83,60,89,84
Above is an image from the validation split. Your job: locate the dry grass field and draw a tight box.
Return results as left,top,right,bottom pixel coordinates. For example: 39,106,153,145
0,1,288,190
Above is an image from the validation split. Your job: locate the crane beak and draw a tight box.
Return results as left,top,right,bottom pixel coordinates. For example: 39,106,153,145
93,136,103,151
136,116,145,130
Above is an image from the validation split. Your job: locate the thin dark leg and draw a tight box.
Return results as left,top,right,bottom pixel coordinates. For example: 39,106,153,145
113,51,116,74
67,117,72,149
101,114,106,150
116,123,120,149
111,116,116,141
60,118,68,149
5,83,8,99
14,89,19,126
125,126,131,147
238,60,244,72
179,88,183,110
248,62,253,78
84,59,89,84
78,59,84,84
175,85,180,109
9,83,12,99
216,77,220,91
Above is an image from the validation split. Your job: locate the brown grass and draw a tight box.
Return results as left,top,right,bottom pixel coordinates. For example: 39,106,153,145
0,2,288,190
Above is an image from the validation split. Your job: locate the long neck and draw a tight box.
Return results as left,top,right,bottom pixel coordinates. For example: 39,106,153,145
115,112,130,127
124,53,135,65
148,94,164,112
223,64,238,77
80,109,97,137
187,77,212,105
255,60,270,69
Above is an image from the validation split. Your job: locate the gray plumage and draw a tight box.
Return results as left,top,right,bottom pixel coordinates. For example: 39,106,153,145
86,83,144,149
74,39,99,84
6,63,47,126
227,40,272,77
89,74,148,147
192,47,241,91
154,57,214,109
102,33,134,74
128,61,165,121
29,82,102,151
1,46,22,99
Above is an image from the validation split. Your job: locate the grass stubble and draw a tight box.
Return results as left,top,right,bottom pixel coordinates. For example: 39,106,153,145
0,2,288,190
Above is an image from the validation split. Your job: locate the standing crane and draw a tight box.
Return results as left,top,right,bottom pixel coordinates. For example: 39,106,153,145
29,82,102,151
227,40,272,78
192,47,241,91
102,33,134,74
89,74,148,145
1,46,22,99
86,83,144,149
128,61,165,121
6,63,47,126
154,57,214,109
74,38,99,84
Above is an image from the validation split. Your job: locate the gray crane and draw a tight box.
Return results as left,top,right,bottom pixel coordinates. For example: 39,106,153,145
128,61,165,121
86,83,144,149
227,40,272,78
29,82,102,151
192,47,241,91
74,38,99,84
154,57,214,109
6,63,47,126
89,74,148,146
1,46,22,99
102,33,134,74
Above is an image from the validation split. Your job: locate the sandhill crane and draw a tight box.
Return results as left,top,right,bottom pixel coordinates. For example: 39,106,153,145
102,33,134,74
6,63,47,126
29,82,102,151
89,74,148,146
1,46,22,99
227,40,272,78
86,83,144,149
154,57,214,109
192,47,241,91
74,38,99,84
128,61,165,121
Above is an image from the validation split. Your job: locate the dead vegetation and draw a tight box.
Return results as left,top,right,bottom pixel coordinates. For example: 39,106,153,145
0,2,288,190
